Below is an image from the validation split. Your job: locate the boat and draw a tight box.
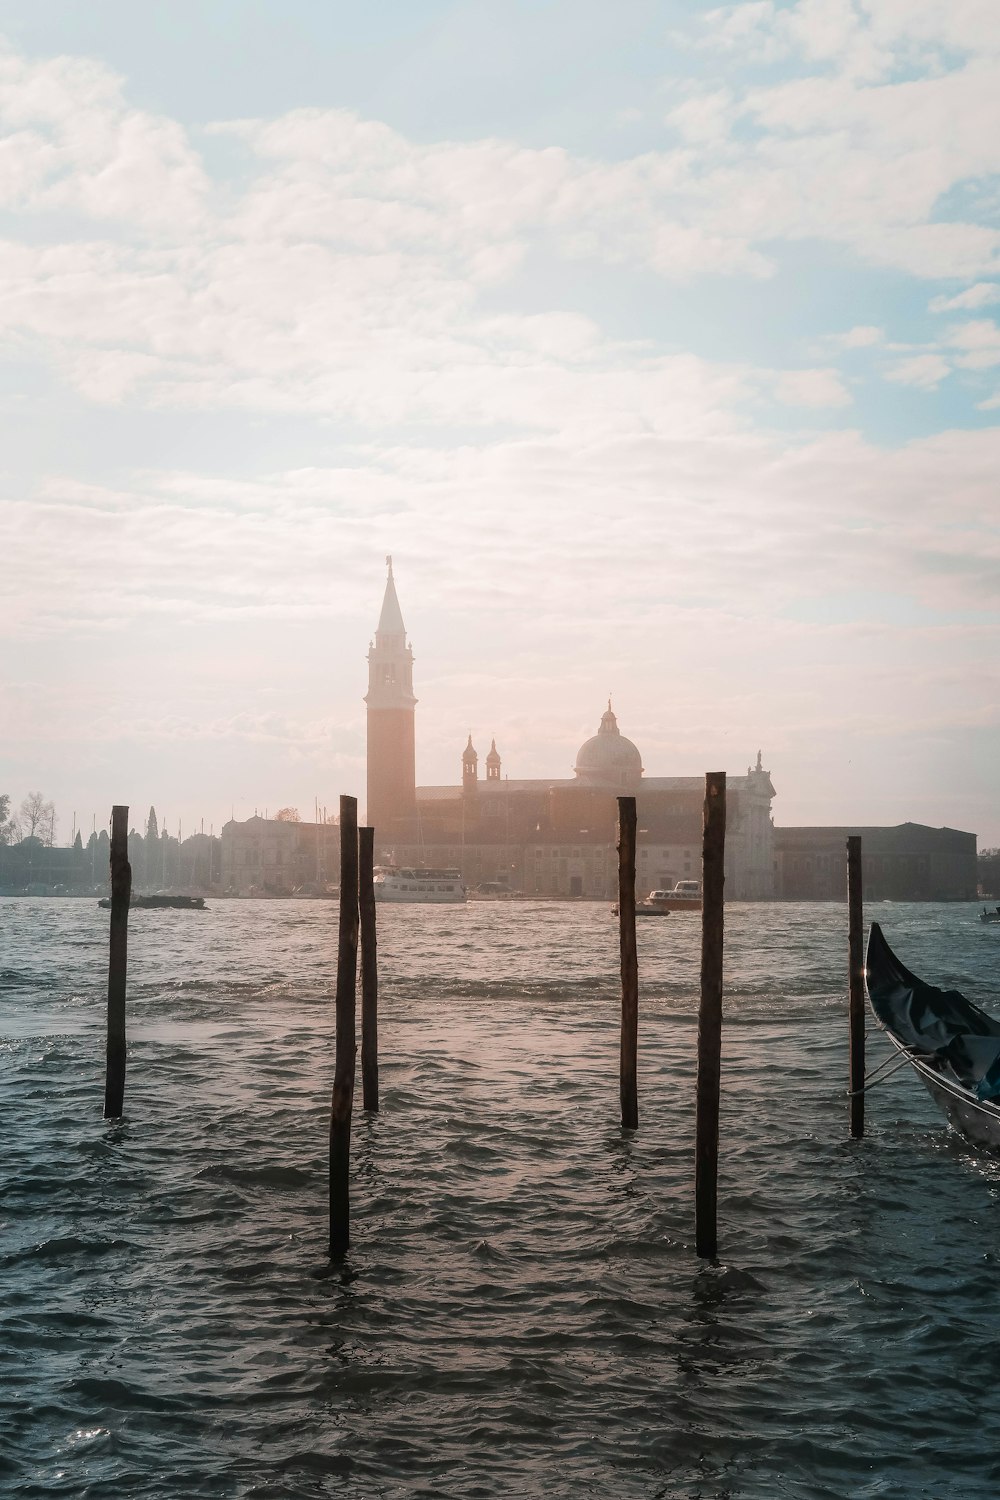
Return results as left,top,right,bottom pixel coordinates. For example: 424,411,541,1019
611,890,672,918
97,894,206,910
373,867,467,904
865,921,1000,1149
611,880,701,917
650,876,704,912
980,906,1000,924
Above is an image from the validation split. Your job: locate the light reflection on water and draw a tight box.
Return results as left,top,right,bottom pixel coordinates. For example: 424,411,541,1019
2,896,1000,1499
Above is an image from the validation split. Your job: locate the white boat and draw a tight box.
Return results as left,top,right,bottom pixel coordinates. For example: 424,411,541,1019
373,866,467,904
611,890,671,918
611,880,702,917
652,880,702,912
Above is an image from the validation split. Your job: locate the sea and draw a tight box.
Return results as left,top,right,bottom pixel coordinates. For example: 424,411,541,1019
3,896,1000,1500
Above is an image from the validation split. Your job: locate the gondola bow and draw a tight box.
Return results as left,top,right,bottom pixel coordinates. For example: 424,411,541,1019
866,922,1000,1149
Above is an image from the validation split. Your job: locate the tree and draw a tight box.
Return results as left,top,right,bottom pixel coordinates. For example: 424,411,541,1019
19,792,56,846
146,806,159,841
0,793,12,845
274,807,301,822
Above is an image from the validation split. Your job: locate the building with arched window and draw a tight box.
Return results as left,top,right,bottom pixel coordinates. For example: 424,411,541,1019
365,561,777,899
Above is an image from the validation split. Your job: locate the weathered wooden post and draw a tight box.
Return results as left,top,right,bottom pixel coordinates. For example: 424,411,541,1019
617,795,639,1130
104,805,131,1119
847,835,865,1139
329,795,359,1257
359,825,379,1114
696,771,726,1260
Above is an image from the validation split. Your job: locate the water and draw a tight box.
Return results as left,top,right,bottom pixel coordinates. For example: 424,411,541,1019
2,897,1000,1499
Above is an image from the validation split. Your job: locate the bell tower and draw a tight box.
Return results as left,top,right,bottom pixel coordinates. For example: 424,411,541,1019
462,735,479,795
365,557,417,837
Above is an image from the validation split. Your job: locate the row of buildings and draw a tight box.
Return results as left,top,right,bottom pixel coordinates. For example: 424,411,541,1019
1,563,977,901
218,561,978,902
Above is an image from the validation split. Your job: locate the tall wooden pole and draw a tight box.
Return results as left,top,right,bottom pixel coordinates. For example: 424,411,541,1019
696,771,726,1260
847,835,865,1139
359,825,379,1114
330,795,359,1258
617,795,639,1131
104,805,131,1119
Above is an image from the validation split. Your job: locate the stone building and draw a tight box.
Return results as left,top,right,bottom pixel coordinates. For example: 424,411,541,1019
365,561,777,899
220,815,340,897
774,823,977,901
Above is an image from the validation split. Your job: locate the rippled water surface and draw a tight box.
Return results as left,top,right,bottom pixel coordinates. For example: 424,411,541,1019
3,897,1000,1498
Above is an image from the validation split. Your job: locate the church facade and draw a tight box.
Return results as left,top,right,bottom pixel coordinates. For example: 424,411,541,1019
366,561,777,899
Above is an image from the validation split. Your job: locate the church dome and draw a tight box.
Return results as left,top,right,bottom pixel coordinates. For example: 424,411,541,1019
574,703,643,788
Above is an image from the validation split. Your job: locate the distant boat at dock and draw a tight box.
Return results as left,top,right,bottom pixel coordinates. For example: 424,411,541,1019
373,867,466,904
98,894,207,910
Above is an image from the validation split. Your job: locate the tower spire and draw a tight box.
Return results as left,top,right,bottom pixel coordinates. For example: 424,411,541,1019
377,555,406,639
366,558,417,839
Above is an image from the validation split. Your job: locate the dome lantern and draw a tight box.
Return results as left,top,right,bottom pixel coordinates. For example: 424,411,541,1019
573,701,643,789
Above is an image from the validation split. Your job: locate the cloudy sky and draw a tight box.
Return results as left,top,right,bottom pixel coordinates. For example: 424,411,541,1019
1,0,998,845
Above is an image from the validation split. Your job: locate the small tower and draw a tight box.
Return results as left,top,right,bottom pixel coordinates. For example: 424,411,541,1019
365,557,417,836
462,734,479,795
485,738,501,783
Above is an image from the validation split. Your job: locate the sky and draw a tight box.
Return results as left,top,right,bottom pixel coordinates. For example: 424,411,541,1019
1,0,999,845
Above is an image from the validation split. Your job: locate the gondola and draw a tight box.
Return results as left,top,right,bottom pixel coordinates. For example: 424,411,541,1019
866,921,1000,1149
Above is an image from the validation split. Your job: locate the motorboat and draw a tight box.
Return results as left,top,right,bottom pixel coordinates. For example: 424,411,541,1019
980,906,1000,924
612,890,671,918
611,881,701,917
650,880,702,912
373,867,467,904
866,921,1000,1149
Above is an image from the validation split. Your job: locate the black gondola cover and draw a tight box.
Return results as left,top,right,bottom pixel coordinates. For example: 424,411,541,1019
866,922,1000,1101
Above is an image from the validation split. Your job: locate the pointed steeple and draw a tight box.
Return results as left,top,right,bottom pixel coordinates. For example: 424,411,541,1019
463,733,478,794
377,555,406,640
366,557,417,837
366,556,416,712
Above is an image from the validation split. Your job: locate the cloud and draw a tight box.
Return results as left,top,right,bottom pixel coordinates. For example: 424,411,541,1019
885,353,952,389
774,367,853,407
929,282,1000,313
0,20,999,441
945,317,1000,370
0,42,208,231
829,325,884,349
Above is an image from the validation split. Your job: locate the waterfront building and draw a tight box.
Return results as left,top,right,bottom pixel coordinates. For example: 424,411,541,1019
220,815,340,897
365,562,777,899
774,824,977,902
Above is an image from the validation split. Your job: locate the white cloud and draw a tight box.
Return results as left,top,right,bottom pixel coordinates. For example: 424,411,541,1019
945,317,1000,370
666,89,734,143
929,282,1000,313
0,21,999,445
0,43,207,231
830,324,884,348
774,367,853,407
885,353,952,389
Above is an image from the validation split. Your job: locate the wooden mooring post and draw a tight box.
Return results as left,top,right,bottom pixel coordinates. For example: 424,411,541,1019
330,795,359,1258
359,825,379,1114
104,805,132,1119
617,795,639,1131
696,772,726,1260
847,835,865,1139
